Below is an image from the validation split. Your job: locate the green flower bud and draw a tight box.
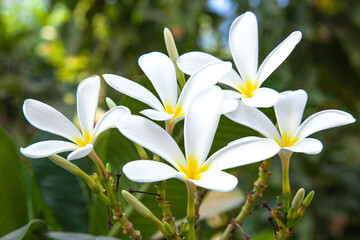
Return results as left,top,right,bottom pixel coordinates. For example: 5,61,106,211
106,163,112,174
287,188,305,224
106,97,117,109
291,188,305,210
297,191,315,217
122,190,168,237
303,190,315,207
164,27,185,88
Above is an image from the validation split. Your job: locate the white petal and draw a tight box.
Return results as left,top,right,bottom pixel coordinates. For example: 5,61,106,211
92,106,131,143
295,109,356,139
241,87,280,108
219,69,244,90
185,87,222,166
256,31,302,86
23,99,83,141
117,115,187,170
103,74,164,111
139,52,177,109
283,138,323,155
205,137,280,171
229,11,258,80
123,160,186,182
77,76,100,135
177,61,232,112
140,109,174,121
20,140,78,158
275,90,307,137
67,144,93,161
187,170,238,192
222,89,243,99
177,51,221,75
225,100,281,141
198,189,244,219
221,98,238,114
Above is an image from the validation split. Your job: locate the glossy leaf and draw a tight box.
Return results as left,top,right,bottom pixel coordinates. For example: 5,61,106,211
30,132,91,232
0,127,28,236
0,219,47,240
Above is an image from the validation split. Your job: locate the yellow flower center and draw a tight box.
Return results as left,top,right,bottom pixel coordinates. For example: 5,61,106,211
164,103,184,122
74,131,94,147
276,133,299,148
238,79,259,98
178,158,209,180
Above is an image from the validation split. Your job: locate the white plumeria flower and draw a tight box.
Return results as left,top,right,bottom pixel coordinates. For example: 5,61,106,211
21,76,130,161
226,89,356,158
103,51,233,125
177,11,302,108
117,87,280,192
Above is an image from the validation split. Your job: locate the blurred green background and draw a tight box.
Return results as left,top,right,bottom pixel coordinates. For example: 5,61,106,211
0,0,359,239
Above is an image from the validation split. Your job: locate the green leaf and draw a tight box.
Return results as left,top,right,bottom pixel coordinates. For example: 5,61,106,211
0,219,47,240
30,132,91,232
24,168,64,231
44,232,121,240
0,127,28,236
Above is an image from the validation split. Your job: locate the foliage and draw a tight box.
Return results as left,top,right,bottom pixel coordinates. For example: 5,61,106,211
0,0,359,239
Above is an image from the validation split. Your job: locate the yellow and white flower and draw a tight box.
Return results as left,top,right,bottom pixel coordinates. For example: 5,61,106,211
118,87,280,192
21,76,130,161
226,89,356,156
177,11,302,108
103,51,233,125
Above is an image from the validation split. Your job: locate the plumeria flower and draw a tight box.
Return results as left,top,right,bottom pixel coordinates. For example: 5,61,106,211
117,87,280,192
226,89,356,159
103,51,234,130
21,76,130,161
177,11,302,108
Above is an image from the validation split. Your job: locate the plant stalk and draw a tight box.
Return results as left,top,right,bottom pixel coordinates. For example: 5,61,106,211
220,157,273,240
186,182,196,240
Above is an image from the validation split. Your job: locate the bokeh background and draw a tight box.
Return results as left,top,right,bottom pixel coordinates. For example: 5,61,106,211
1,0,359,239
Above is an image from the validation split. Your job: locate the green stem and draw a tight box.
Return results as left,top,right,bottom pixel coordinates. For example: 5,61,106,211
271,209,292,240
280,152,292,211
88,149,108,180
133,142,149,160
108,183,151,237
220,158,273,240
186,182,196,240
166,121,176,136
155,181,178,232
194,188,208,227
112,200,142,240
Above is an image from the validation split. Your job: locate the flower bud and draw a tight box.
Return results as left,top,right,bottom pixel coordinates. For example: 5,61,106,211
287,188,305,223
291,188,305,210
164,27,185,88
297,191,315,217
106,163,112,174
122,190,168,237
303,190,315,207
106,97,117,109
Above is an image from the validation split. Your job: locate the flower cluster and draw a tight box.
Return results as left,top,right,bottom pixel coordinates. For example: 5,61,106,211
20,11,355,240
